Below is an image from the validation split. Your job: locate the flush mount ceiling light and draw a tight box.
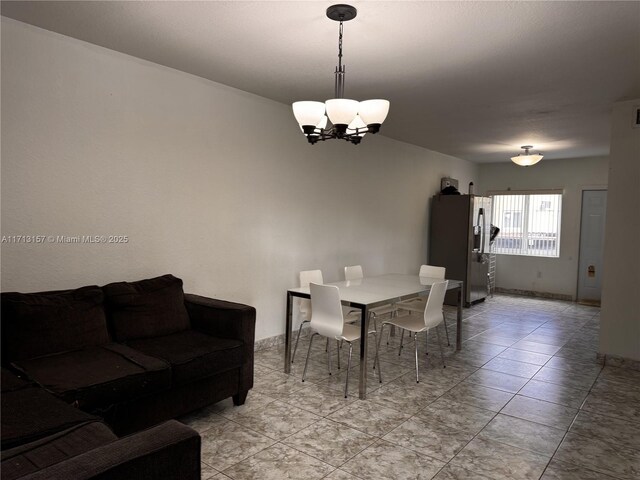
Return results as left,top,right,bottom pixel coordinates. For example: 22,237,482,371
292,4,390,145
511,145,544,166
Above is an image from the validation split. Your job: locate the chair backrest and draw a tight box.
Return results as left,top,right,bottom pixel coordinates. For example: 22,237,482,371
344,265,364,281
309,283,345,338
419,264,446,279
423,281,449,329
299,270,323,316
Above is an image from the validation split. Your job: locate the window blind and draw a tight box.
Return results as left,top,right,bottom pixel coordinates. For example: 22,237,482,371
491,191,562,257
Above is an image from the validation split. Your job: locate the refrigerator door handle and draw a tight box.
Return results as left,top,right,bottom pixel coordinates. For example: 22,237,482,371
477,207,486,257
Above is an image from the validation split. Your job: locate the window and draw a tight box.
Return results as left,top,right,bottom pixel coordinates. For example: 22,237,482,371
491,191,562,257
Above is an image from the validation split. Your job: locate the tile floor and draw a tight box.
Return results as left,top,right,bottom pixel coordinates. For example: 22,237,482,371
180,294,640,480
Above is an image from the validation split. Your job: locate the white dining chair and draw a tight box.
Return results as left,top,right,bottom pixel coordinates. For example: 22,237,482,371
344,265,396,331
395,265,451,347
291,269,324,364
302,283,382,397
376,281,449,383
292,269,360,364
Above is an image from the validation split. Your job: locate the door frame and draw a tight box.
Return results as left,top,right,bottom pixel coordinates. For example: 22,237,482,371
575,186,608,303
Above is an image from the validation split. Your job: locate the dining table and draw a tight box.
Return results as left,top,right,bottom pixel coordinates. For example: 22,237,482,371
284,274,464,399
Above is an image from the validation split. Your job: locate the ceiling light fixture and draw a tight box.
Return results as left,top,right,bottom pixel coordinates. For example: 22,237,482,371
511,145,544,166
292,4,390,145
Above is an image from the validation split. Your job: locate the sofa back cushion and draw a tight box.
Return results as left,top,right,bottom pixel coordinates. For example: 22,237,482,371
1,287,109,362
103,274,190,341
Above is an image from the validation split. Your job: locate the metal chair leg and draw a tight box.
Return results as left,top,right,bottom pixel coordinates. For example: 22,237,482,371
372,331,382,383
327,337,332,375
424,330,429,356
414,332,420,383
345,342,354,398
336,339,341,370
436,325,447,368
386,309,398,345
398,329,405,356
291,320,309,364
376,324,385,383
442,311,451,346
302,333,317,382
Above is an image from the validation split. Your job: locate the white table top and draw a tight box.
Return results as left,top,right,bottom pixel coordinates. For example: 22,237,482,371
288,273,462,306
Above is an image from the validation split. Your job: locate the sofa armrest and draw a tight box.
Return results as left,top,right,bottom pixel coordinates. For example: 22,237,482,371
184,294,256,402
184,294,256,348
18,420,200,480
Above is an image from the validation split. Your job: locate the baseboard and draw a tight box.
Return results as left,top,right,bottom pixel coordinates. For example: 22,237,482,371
596,353,640,372
255,326,310,351
494,287,573,302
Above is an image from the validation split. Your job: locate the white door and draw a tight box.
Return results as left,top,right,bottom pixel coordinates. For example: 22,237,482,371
577,190,607,305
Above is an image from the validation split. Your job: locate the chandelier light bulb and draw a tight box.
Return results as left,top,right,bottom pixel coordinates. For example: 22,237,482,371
358,99,390,128
292,101,326,134
347,114,367,137
325,99,359,129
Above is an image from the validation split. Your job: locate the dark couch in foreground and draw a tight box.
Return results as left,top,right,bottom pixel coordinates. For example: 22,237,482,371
1,274,256,479
1,369,200,480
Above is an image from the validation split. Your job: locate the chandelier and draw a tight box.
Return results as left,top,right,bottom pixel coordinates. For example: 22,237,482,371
292,4,390,145
511,145,544,166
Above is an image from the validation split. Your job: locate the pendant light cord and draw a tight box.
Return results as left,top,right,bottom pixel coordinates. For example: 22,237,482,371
338,19,343,70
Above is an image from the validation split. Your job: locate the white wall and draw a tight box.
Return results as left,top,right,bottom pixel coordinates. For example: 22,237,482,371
0,18,478,341
478,156,609,299
599,99,640,361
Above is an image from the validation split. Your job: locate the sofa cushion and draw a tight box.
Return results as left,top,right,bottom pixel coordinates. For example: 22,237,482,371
12,344,171,412
103,274,191,342
1,286,109,362
128,330,243,385
2,384,99,450
1,421,116,480
2,368,32,393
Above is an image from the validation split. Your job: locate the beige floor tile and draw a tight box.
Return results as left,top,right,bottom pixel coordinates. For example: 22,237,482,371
222,443,334,480
442,382,514,412
328,399,411,437
540,459,617,480
501,395,577,430
383,416,474,461
498,348,552,366
450,436,549,480
416,397,496,435
341,439,445,480
482,357,542,378
230,400,321,441
518,379,589,409
570,410,640,450
465,369,529,393
532,365,598,391
554,432,640,480
478,413,565,456
200,419,276,470
432,464,496,480
283,418,375,467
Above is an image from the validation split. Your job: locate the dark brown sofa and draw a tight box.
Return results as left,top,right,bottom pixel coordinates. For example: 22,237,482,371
1,274,256,478
1,368,200,480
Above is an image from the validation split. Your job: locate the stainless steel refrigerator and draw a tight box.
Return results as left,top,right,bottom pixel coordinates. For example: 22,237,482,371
429,194,492,307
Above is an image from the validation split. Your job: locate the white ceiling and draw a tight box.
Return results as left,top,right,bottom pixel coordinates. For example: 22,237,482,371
2,1,639,162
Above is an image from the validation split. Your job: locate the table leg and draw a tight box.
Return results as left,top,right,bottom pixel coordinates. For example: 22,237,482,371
456,285,463,351
284,291,293,373
358,305,369,400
